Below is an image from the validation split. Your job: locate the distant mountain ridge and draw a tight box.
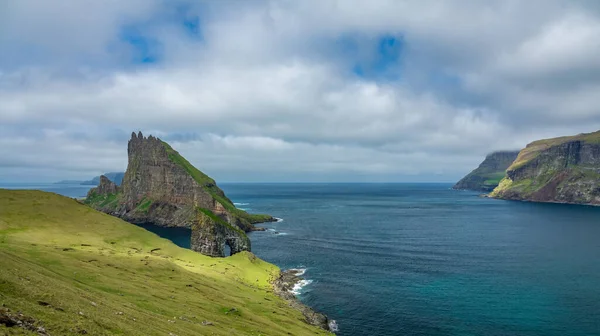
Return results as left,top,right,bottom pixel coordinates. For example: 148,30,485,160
81,172,125,186
55,172,125,186
453,151,520,192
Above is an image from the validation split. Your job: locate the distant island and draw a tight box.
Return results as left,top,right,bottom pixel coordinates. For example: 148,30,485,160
55,172,125,186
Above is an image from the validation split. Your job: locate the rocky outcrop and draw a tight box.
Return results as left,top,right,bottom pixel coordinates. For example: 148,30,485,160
191,210,251,257
86,132,275,257
490,130,600,204
96,175,119,195
454,151,519,192
273,269,333,332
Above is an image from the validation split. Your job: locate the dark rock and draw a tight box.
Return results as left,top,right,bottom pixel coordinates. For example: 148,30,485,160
191,211,250,257
272,270,333,332
96,175,119,195
454,151,520,192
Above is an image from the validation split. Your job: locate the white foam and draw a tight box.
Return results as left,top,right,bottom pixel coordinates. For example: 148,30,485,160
328,320,339,332
233,202,249,206
290,279,313,295
275,217,284,222
288,268,306,276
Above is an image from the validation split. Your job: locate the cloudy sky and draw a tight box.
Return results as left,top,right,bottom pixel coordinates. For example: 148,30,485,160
2,0,600,183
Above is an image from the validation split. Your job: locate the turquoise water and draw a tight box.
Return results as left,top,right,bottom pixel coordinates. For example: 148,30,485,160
6,182,600,335
220,183,600,336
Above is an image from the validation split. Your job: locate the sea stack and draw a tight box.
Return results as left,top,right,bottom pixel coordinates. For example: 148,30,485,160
85,132,275,257
490,130,600,204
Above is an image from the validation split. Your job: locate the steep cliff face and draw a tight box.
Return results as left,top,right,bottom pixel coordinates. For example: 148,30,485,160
453,151,520,192
86,132,274,257
490,131,600,204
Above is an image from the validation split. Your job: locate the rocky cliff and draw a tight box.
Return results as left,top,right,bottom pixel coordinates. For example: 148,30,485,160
490,130,600,204
85,132,274,257
453,151,520,192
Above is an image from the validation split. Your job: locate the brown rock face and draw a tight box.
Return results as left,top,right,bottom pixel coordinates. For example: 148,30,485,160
86,132,274,257
491,131,600,205
96,175,119,195
118,132,219,227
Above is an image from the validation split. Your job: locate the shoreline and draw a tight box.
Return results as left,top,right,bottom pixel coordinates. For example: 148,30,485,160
272,269,337,333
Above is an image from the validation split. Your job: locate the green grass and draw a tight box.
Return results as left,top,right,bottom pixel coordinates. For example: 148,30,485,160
162,141,216,188
482,172,507,186
84,191,119,210
0,189,330,336
161,141,273,225
136,198,153,213
197,208,245,235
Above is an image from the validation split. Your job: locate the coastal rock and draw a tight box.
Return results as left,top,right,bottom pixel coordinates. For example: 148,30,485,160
490,130,600,204
273,270,332,332
190,210,251,257
454,151,519,192
95,175,119,195
85,132,275,257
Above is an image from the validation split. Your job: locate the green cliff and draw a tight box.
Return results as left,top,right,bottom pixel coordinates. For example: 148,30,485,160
490,130,600,204
0,189,331,336
453,151,520,192
85,132,274,257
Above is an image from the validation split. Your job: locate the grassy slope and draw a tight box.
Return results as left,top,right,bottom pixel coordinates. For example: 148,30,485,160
0,190,329,336
161,141,273,224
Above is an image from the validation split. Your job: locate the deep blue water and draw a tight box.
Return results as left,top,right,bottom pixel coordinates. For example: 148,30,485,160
220,183,600,336
5,182,600,335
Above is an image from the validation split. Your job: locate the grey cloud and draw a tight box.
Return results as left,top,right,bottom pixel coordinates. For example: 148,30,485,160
1,0,600,182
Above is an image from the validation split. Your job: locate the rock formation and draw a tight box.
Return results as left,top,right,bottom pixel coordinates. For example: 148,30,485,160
86,132,274,257
454,151,520,192
490,130,600,204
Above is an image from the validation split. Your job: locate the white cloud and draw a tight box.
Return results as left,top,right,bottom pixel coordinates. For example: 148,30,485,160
1,0,600,182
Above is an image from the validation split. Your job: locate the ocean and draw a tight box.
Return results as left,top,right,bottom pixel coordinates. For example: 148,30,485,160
4,182,600,336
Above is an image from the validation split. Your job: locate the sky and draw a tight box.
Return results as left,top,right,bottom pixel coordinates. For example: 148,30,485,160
2,0,600,183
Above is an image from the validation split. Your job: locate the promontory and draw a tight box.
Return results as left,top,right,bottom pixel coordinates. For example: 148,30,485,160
490,130,600,205
85,132,275,257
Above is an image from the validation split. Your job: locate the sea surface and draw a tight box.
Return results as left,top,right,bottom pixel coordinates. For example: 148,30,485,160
4,182,600,336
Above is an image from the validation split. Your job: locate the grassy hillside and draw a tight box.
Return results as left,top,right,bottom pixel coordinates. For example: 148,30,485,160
0,190,330,336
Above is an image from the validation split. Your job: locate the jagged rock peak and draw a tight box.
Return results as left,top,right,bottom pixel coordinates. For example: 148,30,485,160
85,131,275,257
97,175,119,195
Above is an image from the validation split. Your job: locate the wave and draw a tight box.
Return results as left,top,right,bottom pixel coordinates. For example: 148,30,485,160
233,202,249,206
328,320,339,332
291,279,313,295
266,228,287,235
288,268,306,276
275,217,284,222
